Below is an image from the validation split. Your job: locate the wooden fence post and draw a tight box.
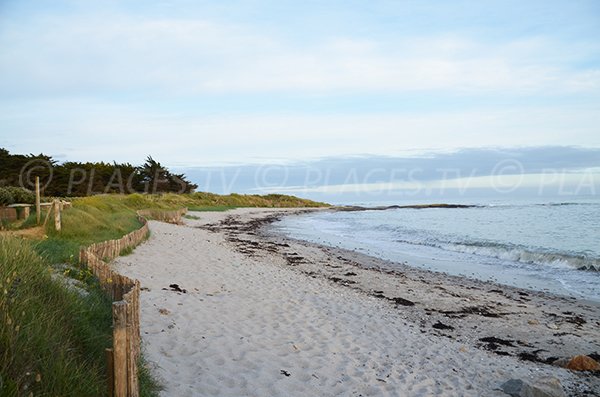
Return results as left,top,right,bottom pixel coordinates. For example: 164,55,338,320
35,176,41,224
113,302,128,397
106,348,115,397
43,202,52,227
53,199,61,232
126,300,139,397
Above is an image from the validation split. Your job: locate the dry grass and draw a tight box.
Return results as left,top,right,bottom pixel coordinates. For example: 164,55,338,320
0,225,46,239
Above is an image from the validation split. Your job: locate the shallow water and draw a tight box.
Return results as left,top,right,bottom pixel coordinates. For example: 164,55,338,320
273,199,600,301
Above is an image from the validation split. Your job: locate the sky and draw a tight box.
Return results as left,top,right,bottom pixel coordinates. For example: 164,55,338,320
0,0,599,201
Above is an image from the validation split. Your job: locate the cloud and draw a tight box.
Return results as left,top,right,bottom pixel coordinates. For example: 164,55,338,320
0,12,598,97
2,98,599,165
175,146,600,196
1,0,599,177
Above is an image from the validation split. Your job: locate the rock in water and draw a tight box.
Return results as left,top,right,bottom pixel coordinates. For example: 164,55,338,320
565,355,600,371
500,377,566,397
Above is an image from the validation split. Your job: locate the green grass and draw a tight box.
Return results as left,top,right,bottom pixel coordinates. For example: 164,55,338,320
1,192,326,396
32,192,326,263
35,197,145,264
119,245,135,256
18,211,43,229
0,236,112,396
188,192,327,208
138,358,162,397
0,196,161,396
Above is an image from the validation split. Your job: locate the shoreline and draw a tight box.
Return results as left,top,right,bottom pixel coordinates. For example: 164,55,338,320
212,209,600,359
290,205,600,297
114,208,600,396
268,208,600,306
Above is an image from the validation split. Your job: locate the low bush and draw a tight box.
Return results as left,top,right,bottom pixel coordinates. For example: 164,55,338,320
0,187,35,205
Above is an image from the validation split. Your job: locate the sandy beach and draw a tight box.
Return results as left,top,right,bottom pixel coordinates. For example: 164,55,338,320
114,208,600,396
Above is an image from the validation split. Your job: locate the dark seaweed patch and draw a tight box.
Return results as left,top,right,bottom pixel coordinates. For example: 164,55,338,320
432,321,454,330
479,336,514,347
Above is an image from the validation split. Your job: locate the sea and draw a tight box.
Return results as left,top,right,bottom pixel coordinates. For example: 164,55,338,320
272,197,600,302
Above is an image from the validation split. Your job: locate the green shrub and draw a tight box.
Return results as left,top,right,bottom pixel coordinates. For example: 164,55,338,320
0,186,35,205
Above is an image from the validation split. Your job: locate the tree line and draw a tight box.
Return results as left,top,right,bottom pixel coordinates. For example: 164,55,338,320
0,148,197,197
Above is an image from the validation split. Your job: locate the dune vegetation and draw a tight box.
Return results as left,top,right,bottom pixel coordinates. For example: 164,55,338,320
0,236,117,396
0,192,327,396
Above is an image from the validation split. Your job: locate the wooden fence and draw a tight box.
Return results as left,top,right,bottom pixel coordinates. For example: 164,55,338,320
79,208,187,397
0,207,17,222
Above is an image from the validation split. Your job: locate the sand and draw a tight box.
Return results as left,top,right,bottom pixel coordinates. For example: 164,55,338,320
114,208,600,396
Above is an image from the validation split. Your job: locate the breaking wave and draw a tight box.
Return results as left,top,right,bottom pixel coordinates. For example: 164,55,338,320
394,237,600,272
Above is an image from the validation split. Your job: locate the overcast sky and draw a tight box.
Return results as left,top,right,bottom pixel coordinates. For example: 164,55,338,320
0,0,599,169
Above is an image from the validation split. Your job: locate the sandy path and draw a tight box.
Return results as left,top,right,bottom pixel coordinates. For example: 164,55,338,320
114,208,598,396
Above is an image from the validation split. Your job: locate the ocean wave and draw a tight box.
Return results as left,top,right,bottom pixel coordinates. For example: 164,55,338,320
344,202,595,211
535,202,590,207
394,238,600,272
486,202,591,208
338,203,479,211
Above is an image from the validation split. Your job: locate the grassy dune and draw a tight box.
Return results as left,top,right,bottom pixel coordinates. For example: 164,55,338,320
36,192,326,264
0,192,327,396
0,236,113,396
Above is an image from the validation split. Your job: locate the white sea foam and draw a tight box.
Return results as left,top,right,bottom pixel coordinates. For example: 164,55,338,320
275,199,600,300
